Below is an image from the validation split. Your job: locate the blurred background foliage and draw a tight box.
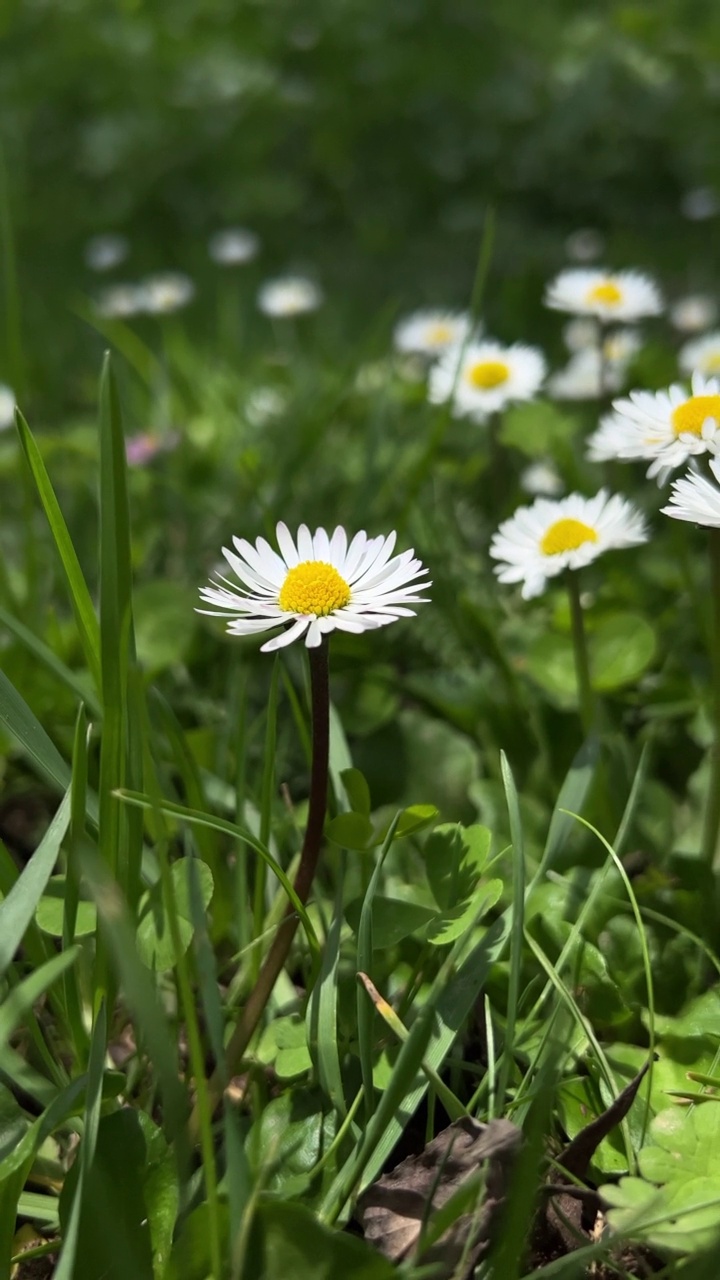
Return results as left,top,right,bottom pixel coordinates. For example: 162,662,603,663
2,0,720,405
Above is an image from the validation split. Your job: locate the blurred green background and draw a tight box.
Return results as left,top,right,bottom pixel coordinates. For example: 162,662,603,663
3,0,720,409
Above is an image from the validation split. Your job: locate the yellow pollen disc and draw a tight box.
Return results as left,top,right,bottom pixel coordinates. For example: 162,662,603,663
540,517,599,556
467,359,510,389
426,322,454,345
278,561,351,616
671,394,720,437
587,280,623,306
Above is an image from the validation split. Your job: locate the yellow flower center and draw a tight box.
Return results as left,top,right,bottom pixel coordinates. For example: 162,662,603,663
426,322,454,346
467,359,510,389
587,280,623,306
671,394,720,437
278,561,351,616
540,518,599,556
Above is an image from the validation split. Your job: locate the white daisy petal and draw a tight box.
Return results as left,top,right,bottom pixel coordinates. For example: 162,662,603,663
429,339,546,419
198,523,429,651
587,374,720,481
544,268,662,321
490,490,648,599
662,464,720,527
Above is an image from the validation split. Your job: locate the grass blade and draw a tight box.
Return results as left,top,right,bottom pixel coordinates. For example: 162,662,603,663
0,788,71,977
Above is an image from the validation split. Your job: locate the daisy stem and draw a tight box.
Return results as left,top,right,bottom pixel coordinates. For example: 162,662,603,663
566,570,594,733
701,528,720,868
190,638,330,1132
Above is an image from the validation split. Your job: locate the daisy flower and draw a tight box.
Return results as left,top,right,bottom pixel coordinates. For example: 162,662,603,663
545,268,662,321
141,273,195,314
490,490,648,600
429,340,546,420
0,384,16,430
95,283,147,319
393,310,475,358
257,276,323,317
588,372,720,480
519,460,564,498
662,457,720,527
208,227,260,266
198,523,430,652
679,332,720,378
670,295,718,334
564,228,605,263
84,233,129,272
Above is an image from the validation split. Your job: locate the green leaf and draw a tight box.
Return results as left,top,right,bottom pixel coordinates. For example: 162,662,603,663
133,581,198,673
603,1175,720,1255
257,1015,313,1081
136,858,214,971
0,789,70,977
340,767,371,816
325,811,375,850
35,876,97,939
345,895,439,949
499,400,581,457
640,1105,720,1184
256,1198,396,1280
392,804,439,839
525,612,657,704
423,823,492,910
15,409,101,692
0,669,72,796
425,879,503,946
0,948,79,1049
247,1089,337,1197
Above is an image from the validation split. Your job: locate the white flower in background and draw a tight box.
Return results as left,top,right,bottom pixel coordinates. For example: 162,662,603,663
662,458,720,527
549,332,641,401
520,461,564,498
208,227,260,266
0,383,16,430
563,318,598,352
141,273,195,314
257,276,323,317
245,387,287,427
679,332,720,378
490,491,648,600
680,188,720,221
84,233,129,272
393,310,475,358
670,295,718,334
588,372,720,479
198,523,430,652
545,268,662,321
95,283,148,319
564,228,605,263
429,340,546,420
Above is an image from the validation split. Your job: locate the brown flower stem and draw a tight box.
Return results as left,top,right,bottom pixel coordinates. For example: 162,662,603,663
189,639,330,1135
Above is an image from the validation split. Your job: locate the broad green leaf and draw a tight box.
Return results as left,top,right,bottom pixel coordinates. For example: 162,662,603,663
256,1197,395,1279
640,1105,720,1184
35,876,97,939
525,612,657,704
325,811,375,850
423,823,492,910
499,400,581,457
340,767,371,816
257,1016,313,1081
425,879,503,946
247,1089,338,1197
136,858,214,971
603,1175,720,1255
345,895,438,949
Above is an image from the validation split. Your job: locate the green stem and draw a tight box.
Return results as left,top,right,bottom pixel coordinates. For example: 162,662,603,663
701,528,720,867
192,638,331,1129
566,571,594,734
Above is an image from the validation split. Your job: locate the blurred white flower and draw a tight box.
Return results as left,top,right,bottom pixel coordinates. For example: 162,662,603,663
245,387,287,427
670,295,718,334
520,461,564,498
679,332,720,378
393,310,475,358
95,283,147,319
490,491,648,600
0,383,16,430
662,456,720,527
545,268,662,321
257,276,322,317
565,228,605,263
563,318,598,352
208,227,260,266
84,233,129,272
680,188,720,221
141,273,195,314
429,340,546,421
587,372,720,479
198,522,430,652
550,333,641,402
